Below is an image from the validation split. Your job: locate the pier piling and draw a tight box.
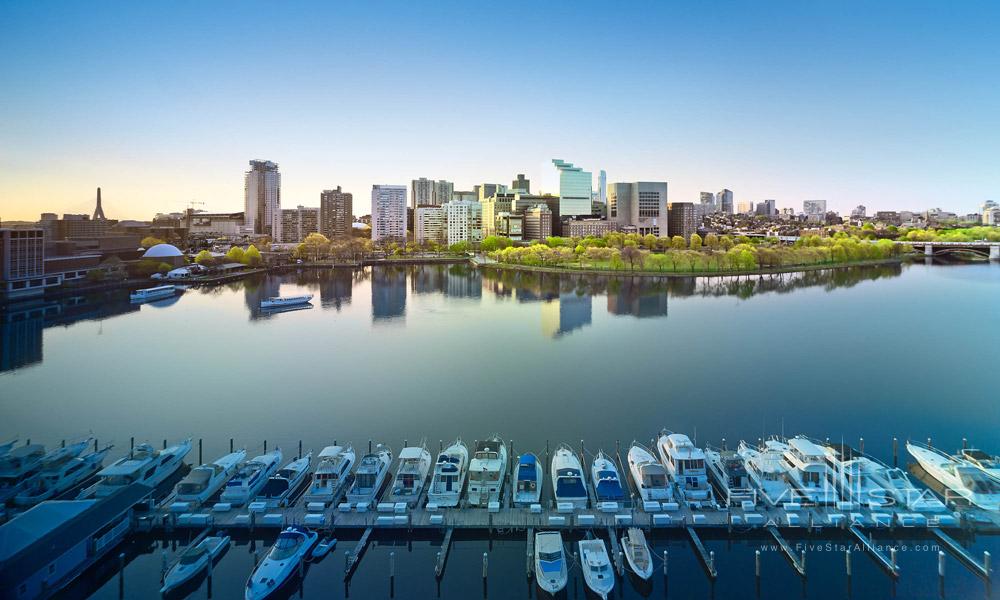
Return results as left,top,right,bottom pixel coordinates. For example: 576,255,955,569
298,440,302,458
482,552,488,579
755,550,761,579
439,440,443,452
61,439,65,448
130,437,134,453
117,552,125,598
985,551,991,580
890,547,897,571
230,438,233,453
368,439,372,453
198,438,202,464
859,437,864,454
663,550,668,577
846,549,852,577
390,551,395,586
263,440,267,453
722,437,727,451
163,439,166,450
963,438,968,450
893,437,898,467
927,437,932,448
94,438,98,452
938,550,946,579
161,551,167,582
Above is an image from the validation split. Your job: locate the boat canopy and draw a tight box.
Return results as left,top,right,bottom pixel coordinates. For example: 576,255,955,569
318,446,344,459
518,459,537,480
399,447,425,461
596,476,624,500
556,476,586,498
261,478,290,498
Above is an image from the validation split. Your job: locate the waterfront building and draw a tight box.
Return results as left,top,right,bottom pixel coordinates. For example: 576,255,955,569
524,204,553,241
511,174,530,193
186,210,245,237
280,205,320,243
444,199,483,246
717,189,734,214
564,217,613,238
0,229,47,299
803,200,827,221
551,159,592,217
495,212,524,241
480,194,513,237
667,202,697,242
415,205,446,245
244,160,281,241
371,185,407,243
608,181,668,237
320,187,353,239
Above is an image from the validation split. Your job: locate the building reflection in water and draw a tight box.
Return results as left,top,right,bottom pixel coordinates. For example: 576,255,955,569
411,264,482,299
607,277,669,318
371,266,407,321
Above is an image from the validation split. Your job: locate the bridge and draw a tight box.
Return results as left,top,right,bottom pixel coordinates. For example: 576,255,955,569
901,240,1000,260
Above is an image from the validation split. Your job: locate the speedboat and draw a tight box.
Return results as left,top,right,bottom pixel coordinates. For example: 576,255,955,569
260,453,312,508
864,458,946,512
621,528,653,580
130,285,176,303
628,443,672,501
174,449,246,505
960,448,1000,482
776,437,839,505
578,538,614,600
245,526,318,600
385,444,432,507
161,535,230,594
822,443,894,508
346,445,392,506
303,444,355,504
907,442,1000,510
221,449,284,506
705,446,755,507
467,436,507,507
514,453,542,506
534,531,567,594
551,445,588,509
426,439,468,507
85,438,192,499
591,452,625,503
738,440,797,506
15,445,112,507
657,431,715,505
1,439,91,503
261,295,313,309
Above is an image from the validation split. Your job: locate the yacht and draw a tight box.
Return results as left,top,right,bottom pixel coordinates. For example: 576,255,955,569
303,445,355,504
245,526,318,600
959,448,1000,482
385,444,432,507
737,440,797,506
160,535,230,595
130,285,176,303
907,442,1000,511
551,445,588,509
822,443,894,508
467,437,507,507
776,437,839,505
0,438,17,457
221,449,284,506
426,439,468,507
627,443,672,501
705,446,755,507
1,439,93,503
578,538,614,600
513,453,542,506
657,431,715,504
260,453,312,508
621,528,653,580
261,295,313,309
862,454,947,512
591,451,625,503
174,449,246,505
346,445,392,506
15,445,112,507
85,438,192,499
534,531,568,595
0,444,47,502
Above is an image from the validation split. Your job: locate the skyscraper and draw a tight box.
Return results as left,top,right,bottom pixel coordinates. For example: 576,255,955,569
598,170,607,205
551,159,592,217
608,182,668,236
411,178,434,208
803,200,827,219
280,206,319,243
245,160,281,241
371,185,407,243
320,187,353,239
511,174,530,193
667,202,696,241
523,204,553,241
717,189,734,214
433,180,454,206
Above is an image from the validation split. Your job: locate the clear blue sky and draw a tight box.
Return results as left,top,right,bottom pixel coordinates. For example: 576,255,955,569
1,0,998,220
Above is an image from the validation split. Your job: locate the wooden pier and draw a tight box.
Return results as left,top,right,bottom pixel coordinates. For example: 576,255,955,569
343,526,373,580
768,525,806,577
930,528,992,581
848,524,898,578
435,527,455,578
686,526,717,579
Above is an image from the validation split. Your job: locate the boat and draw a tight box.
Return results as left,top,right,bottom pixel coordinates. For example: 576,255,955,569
627,443,672,501
467,436,507,507
160,535,230,594
1,439,92,503
84,438,192,499
130,285,176,303
907,442,1000,511
657,431,715,505
513,453,542,506
260,452,312,508
0,438,17,457
303,444,355,504
174,449,246,505
591,451,625,503
310,537,337,560
426,439,468,507
346,444,392,506
775,437,839,505
737,440,797,506
221,448,284,506
534,531,567,594
260,294,314,309
821,443,894,508
705,446,755,507
14,445,112,507
245,526,318,600
0,444,47,503
551,445,588,509
578,538,614,600
385,444,432,507
864,457,947,512
959,448,1000,482
620,528,653,580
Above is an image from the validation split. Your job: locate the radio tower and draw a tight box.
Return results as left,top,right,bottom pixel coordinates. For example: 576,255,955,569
93,187,107,220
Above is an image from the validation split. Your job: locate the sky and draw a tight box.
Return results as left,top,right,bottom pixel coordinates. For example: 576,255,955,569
1,1,998,221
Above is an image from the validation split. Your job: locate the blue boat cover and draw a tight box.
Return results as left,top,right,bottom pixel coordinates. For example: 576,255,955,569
596,478,624,500
539,558,563,574
556,477,586,498
520,454,537,466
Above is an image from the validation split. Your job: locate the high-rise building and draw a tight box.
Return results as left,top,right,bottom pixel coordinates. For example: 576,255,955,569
552,159,592,217
415,206,446,245
371,185,407,243
755,199,777,216
717,189,734,214
245,160,281,240
803,200,827,219
444,200,482,246
608,182,668,236
598,170,607,206
320,187,353,239
667,202,696,242
736,199,754,214
511,174,530,193
480,194,513,237
433,180,454,206
850,205,867,220
523,204,553,241
280,206,320,243
699,192,716,209
495,212,524,241
411,178,434,208
452,190,477,203
475,183,507,201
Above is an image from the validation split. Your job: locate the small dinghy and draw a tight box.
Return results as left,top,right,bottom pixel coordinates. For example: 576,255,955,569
160,535,230,594
310,537,337,560
578,538,614,600
620,528,653,580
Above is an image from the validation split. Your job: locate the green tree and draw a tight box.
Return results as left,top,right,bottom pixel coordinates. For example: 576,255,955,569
481,235,512,252
689,233,703,250
226,245,246,264
296,233,332,261
704,233,719,250
670,236,686,250
546,236,567,247
642,234,658,250
194,250,215,266
141,236,166,249
449,240,472,253
244,245,263,266
157,262,172,274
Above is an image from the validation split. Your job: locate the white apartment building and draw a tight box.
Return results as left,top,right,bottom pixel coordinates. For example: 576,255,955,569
371,185,407,243
444,200,483,246
415,205,446,245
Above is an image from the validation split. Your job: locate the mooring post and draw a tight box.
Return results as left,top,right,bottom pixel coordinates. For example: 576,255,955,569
755,550,761,580
663,550,668,576
439,440,443,452
984,551,991,579
962,438,968,450
163,439,167,450
859,437,864,455
390,551,395,580
130,437,134,453
161,551,167,582
890,547,897,571
404,439,408,448
709,550,715,574
94,438,99,452
846,549,852,577
482,552,488,579
298,440,302,459
198,438,203,464
722,437,727,451
255,549,260,567
61,439,65,448
927,437,932,448
369,439,373,453
264,440,267,453
893,437,898,467
938,550,945,579
230,438,234,453
800,550,806,576
118,552,125,597
250,510,256,533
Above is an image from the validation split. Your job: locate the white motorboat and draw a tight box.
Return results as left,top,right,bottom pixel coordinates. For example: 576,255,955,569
1,439,92,503
738,440,797,506
776,437,839,505
959,448,1000,482
628,443,672,501
0,444,47,503
130,285,176,303
592,452,625,503
907,442,1000,511
160,535,230,594
261,294,313,309
221,448,284,506
346,445,392,506
862,454,947,512
514,453,542,506
260,452,312,508
174,449,246,505
14,445,111,507
551,445,588,509
578,538,614,600
84,438,192,499
822,443,894,508
657,431,715,505
534,531,567,594
303,444,355,504
0,438,17,457
385,444,432,507
426,439,468,507
705,446,755,507
310,537,337,560
467,436,507,507
245,526,318,600
621,528,653,580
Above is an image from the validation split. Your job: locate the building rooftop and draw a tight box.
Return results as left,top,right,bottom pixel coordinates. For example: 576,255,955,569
142,243,183,258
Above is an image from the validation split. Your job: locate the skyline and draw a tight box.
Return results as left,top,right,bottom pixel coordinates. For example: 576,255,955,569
2,1,999,221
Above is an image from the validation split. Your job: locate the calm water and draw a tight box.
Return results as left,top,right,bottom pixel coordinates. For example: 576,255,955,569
2,261,999,599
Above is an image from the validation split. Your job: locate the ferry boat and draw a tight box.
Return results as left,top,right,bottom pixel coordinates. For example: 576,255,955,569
426,439,468,507
959,448,1000,482
385,444,432,507
245,526,318,600
346,445,392,506
627,443,672,501
85,438,192,498
161,535,230,595
621,528,653,580
467,437,507,507
578,538,614,600
551,445,588,509
822,443,894,508
174,449,246,505
705,446,755,507
130,285,176,303
907,442,1000,511
260,452,312,508
513,453,542,506
260,294,313,309
221,449,284,506
776,437,839,505
534,531,567,594
737,440,797,506
15,445,112,507
657,431,715,505
303,444,355,505
591,451,625,503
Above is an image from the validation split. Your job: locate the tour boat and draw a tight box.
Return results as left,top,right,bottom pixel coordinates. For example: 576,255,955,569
551,444,588,509
627,443,672,501
346,445,392,506
221,448,284,507
426,439,468,507
15,445,112,507
621,528,653,580
534,531,567,594
578,538,615,600
861,453,947,512
310,537,337,560
160,535,230,595
385,444,432,507
513,453,542,506
303,444,355,504
705,446,755,507
174,449,246,505
591,451,625,503
260,295,313,309
822,443,894,508
130,285,176,303
959,448,1000,482
85,438,192,498
657,431,715,505
775,437,839,505
260,452,312,508
467,436,507,507
907,442,1000,511
245,526,318,600
737,440,797,506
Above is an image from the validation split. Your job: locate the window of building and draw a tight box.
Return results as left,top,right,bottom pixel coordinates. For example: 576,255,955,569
638,192,661,218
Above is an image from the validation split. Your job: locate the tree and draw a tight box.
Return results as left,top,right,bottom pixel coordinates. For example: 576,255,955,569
244,245,263,266
689,233,703,250
546,236,567,247
194,250,215,266
226,246,246,264
449,240,472,253
481,235,512,253
642,234,658,250
620,245,643,270
141,236,165,249
296,233,332,261
704,233,719,250
670,236,686,250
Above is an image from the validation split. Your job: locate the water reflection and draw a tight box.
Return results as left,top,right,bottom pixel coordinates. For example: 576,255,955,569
372,266,407,321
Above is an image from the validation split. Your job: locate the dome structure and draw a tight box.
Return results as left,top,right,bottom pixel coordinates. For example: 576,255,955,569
142,243,183,258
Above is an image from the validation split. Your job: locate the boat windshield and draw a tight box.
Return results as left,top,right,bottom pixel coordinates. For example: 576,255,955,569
556,477,586,498
642,467,666,488
180,546,208,564
959,469,1000,494
270,534,303,560
261,478,289,498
